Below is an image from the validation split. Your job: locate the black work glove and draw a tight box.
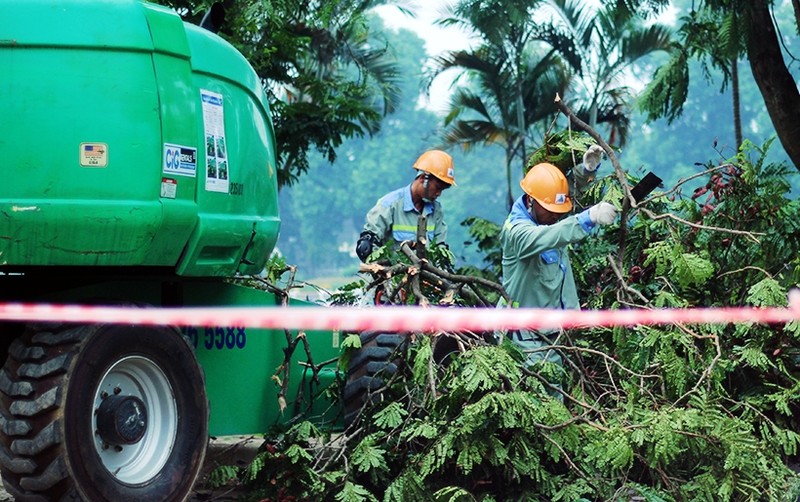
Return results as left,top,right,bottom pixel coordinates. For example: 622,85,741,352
356,231,379,262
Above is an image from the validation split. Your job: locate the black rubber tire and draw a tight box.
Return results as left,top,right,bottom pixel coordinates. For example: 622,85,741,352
343,331,407,426
0,323,209,501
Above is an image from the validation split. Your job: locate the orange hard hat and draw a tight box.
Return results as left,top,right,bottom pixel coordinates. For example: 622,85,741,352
520,162,572,213
413,150,456,186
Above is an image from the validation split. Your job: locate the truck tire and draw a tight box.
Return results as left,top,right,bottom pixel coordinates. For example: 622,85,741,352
0,323,209,501
343,331,407,426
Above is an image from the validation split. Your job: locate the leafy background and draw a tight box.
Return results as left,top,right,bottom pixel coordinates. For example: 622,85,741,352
156,0,800,499
273,4,799,285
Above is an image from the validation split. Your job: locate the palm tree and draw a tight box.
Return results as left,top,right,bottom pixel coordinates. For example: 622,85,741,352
425,0,578,209
426,0,671,209
428,46,571,209
544,0,673,146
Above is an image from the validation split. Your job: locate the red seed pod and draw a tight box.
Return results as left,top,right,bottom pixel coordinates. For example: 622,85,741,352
692,186,708,199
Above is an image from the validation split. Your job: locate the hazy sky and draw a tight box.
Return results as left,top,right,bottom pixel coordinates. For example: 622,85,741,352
373,1,472,55
373,0,475,112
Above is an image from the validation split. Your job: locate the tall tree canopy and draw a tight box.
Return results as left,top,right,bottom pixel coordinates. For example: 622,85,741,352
159,0,402,187
426,0,671,209
427,0,577,209
545,0,673,144
636,0,800,171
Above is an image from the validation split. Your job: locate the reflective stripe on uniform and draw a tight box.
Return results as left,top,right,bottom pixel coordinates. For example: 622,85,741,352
393,221,436,242
392,223,435,232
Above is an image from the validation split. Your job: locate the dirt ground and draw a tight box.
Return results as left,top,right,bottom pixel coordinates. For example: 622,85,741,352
0,436,262,502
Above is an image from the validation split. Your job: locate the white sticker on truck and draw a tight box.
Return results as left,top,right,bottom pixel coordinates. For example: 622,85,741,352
79,142,108,167
160,178,177,199
201,89,230,193
163,143,197,177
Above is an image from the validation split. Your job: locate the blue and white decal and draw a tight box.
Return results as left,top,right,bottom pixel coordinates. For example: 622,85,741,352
164,143,198,177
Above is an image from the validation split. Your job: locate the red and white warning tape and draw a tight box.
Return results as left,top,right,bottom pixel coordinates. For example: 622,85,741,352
0,289,798,332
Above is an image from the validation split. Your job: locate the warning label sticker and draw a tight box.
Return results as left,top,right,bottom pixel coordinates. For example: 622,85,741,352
163,144,197,177
161,177,177,199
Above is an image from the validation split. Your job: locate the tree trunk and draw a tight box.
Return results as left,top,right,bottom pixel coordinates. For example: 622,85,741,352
746,1,800,170
793,0,800,32
505,149,514,211
731,57,742,151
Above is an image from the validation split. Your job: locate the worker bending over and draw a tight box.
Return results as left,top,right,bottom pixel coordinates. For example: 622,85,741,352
500,145,617,377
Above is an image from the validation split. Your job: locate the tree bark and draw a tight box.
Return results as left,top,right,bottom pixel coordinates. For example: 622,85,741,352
746,1,800,170
731,57,742,150
793,0,800,33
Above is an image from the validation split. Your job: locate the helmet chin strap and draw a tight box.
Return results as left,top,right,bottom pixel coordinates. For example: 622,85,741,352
525,195,539,223
421,174,433,202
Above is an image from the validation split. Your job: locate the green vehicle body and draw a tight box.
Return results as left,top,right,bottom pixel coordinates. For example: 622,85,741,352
0,1,340,499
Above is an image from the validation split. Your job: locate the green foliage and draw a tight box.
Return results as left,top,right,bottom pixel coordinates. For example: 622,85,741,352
638,41,689,123
443,345,523,397
570,141,800,495
372,402,406,429
410,335,434,386
206,464,239,489
220,141,800,501
261,253,290,284
329,279,369,306
525,130,597,172
351,434,389,474
431,486,479,501
157,0,402,188
461,216,503,280
643,241,713,289
747,277,788,307
336,481,377,502
340,333,362,350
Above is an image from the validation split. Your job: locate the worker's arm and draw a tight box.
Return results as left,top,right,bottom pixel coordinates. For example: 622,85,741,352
505,202,617,260
357,197,393,262
504,215,592,260
571,145,604,196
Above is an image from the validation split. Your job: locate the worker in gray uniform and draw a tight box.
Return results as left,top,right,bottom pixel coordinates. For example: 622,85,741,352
500,145,617,382
356,149,456,262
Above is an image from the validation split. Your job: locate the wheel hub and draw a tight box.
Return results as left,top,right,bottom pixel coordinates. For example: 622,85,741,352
96,395,148,445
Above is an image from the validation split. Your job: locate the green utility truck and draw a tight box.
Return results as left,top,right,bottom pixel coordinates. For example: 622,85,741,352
0,1,341,500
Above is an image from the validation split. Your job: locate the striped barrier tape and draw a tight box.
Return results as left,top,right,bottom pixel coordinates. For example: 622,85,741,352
0,289,798,332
